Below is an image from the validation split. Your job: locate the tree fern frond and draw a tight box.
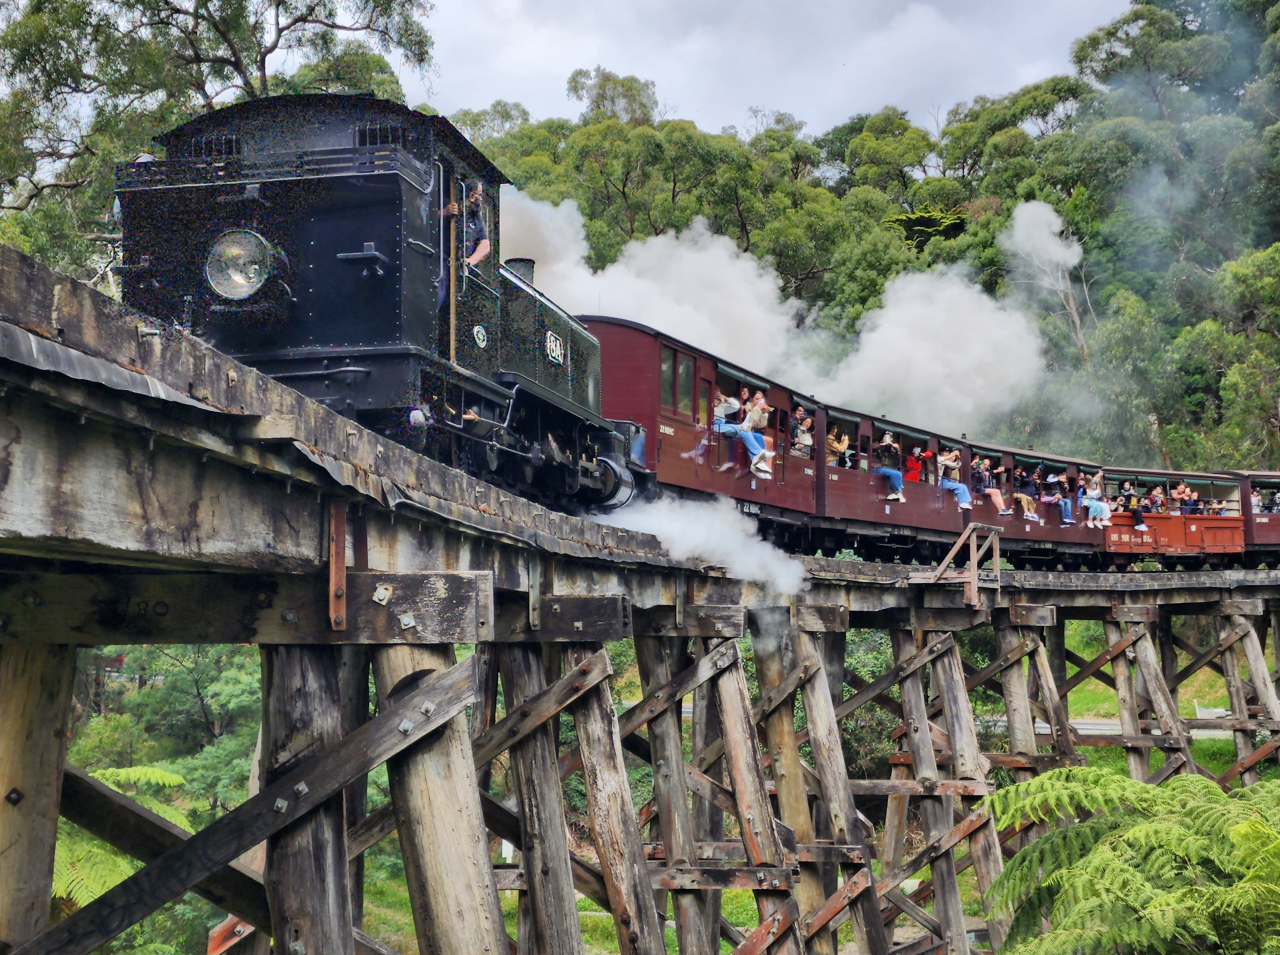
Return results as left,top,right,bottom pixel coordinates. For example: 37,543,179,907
92,765,185,790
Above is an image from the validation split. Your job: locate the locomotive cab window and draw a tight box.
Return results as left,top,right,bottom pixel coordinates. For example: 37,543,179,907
660,347,675,410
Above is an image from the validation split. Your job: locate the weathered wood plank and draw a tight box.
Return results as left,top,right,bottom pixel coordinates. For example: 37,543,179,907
691,639,726,949
11,656,475,955
498,644,585,955
1218,622,1259,786
790,625,889,955
1104,621,1150,781
474,647,611,766
890,630,969,955
373,645,507,955
59,765,272,929
261,646,354,955
634,605,748,640
709,638,803,955
496,594,632,642
994,622,1037,792
635,636,710,955
931,634,1006,949
564,642,665,955
1234,615,1280,772
0,645,77,950
558,639,739,780
750,610,831,955
0,571,495,645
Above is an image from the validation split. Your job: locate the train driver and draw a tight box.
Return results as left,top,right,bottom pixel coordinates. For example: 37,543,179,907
439,184,492,314
444,183,492,269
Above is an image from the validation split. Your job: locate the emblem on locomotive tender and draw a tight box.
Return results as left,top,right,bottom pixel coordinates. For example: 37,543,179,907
473,324,488,348
545,330,565,365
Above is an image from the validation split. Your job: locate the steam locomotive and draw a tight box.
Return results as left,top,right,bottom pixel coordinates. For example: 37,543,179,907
117,93,1280,570
116,93,637,510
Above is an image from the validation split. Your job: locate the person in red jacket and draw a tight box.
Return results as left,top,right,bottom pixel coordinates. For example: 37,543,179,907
903,446,933,482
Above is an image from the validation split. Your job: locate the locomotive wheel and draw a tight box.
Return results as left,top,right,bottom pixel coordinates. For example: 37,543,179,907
485,442,500,472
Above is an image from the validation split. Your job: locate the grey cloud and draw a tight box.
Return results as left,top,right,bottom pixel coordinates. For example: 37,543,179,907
403,0,1129,132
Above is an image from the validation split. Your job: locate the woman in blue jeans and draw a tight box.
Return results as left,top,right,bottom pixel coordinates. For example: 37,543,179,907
873,432,906,502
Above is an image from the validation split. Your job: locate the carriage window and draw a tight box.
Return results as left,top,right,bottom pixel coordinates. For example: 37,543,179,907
660,348,675,410
858,434,870,471
677,355,694,417
697,382,709,425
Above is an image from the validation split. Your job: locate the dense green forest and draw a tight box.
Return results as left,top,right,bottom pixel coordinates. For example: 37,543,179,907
6,1,1280,951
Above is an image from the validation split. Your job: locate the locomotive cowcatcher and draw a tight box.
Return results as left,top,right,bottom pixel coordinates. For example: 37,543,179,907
115,93,637,509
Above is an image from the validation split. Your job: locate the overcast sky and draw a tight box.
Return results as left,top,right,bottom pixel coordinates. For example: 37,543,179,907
399,0,1131,135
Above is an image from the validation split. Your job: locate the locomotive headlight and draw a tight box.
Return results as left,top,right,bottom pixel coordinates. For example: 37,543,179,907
205,229,273,300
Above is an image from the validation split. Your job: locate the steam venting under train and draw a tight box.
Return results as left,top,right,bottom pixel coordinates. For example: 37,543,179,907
117,94,1280,570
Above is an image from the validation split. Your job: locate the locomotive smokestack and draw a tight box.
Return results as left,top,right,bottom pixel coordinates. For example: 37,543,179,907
505,257,535,286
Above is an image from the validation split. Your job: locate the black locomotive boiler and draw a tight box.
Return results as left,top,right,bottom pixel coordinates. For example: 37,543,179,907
116,93,636,508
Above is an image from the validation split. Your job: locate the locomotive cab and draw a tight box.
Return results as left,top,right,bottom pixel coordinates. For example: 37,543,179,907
117,94,633,509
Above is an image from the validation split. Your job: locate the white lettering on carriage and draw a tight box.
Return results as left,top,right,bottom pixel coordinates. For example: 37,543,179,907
659,424,675,436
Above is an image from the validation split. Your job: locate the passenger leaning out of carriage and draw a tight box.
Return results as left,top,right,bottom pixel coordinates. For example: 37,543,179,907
791,415,814,456
1116,481,1150,532
826,423,850,467
873,433,907,502
1170,481,1191,514
1040,472,1075,525
971,457,1013,515
903,446,933,483
1011,467,1041,523
790,403,811,441
1147,486,1166,514
708,384,769,476
937,448,972,510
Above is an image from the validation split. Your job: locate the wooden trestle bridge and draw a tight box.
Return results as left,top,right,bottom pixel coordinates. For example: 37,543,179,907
1,242,1279,955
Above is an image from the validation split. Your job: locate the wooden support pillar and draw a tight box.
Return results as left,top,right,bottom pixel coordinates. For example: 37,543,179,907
792,624,890,955
261,645,355,955
1216,619,1258,786
931,633,1008,950
635,636,710,955
1129,623,1192,777
994,620,1037,784
499,644,585,955
709,636,804,955
471,643,501,796
690,640,724,947
372,645,506,955
891,630,969,954
1046,620,1068,718
1157,617,1178,713
1104,621,1149,781
1234,615,1280,771
813,632,844,902
751,611,831,955
0,645,76,951
565,642,665,955
338,646,369,928
1031,637,1076,760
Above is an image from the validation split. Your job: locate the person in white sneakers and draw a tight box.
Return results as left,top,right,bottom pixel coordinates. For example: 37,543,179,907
938,448,972,510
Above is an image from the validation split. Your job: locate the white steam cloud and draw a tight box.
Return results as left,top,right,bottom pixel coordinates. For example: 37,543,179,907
501,187,1073,438
594,496,807,594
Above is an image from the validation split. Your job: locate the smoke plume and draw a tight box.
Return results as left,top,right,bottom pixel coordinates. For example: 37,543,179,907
594,495,807,594
501,188,1072,439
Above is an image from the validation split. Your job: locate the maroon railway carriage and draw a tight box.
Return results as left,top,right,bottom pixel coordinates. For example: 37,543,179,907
585,314,1258,568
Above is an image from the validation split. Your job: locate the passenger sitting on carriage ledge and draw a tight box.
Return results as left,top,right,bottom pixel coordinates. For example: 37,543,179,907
971,457,1013,515
1041,472,1075,524
1012,467,1041,522
825,423,849,467
708,385,768,473
873,433,906,502
903,446,933,482
938,448,972,510
1148,486,1166,514
1117,481,1150,532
